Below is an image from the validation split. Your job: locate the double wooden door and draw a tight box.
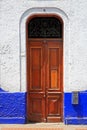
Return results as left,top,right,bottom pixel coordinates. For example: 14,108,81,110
27,39,63,122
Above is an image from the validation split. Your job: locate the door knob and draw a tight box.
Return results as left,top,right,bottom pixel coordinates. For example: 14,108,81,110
44,40,46,43
44,95,46,98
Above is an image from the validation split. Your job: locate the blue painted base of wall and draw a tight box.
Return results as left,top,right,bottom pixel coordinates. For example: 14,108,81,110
0,89,26,124
0,117,25,124
65,118,87,125
64,92,87,125
1,88,87,124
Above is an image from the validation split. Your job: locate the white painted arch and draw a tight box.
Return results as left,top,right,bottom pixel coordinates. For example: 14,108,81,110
19,7,70,92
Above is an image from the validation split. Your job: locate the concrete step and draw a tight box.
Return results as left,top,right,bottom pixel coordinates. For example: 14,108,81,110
0,124,87,130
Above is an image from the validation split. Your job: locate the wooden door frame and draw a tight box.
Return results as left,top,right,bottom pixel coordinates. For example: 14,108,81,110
26,14,64,122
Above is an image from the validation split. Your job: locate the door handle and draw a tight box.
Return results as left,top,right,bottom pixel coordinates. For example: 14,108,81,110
43,94,46,98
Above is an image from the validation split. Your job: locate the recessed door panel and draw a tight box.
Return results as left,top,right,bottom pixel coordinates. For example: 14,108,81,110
46,93,62,122
30,47,42,90
28,93,45,122
49,48,59,89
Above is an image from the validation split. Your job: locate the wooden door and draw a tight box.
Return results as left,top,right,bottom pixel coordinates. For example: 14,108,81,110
27,39,63,122
45,40,63,122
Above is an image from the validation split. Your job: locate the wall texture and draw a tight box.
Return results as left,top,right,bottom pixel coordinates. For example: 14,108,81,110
0,88,26,124
0,0,87,92
0,0,87,124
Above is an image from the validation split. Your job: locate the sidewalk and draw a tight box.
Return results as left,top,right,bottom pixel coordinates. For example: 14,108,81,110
0,123,87,130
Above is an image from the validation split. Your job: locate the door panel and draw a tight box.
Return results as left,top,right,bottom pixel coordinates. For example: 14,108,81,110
46,93,62,122
46,41,63,122
28,93,45,122
46,41,63,91
27,41,45,122
27,40,63,122
49,48,59,89
30,47,42,90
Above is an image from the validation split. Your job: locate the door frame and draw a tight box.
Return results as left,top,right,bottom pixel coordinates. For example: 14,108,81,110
26,14,64,122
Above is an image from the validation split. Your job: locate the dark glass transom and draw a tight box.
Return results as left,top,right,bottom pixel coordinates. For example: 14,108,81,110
28,17,62,38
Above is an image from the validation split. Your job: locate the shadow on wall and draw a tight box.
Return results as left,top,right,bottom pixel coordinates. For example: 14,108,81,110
0,88,7,92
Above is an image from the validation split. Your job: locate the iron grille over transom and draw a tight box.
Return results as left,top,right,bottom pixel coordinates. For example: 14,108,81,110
28,17,62,38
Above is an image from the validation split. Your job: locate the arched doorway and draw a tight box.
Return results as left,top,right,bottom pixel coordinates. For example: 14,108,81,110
26,14,63,122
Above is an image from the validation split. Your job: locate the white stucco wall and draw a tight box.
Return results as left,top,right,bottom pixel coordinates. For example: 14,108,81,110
0,0,87,92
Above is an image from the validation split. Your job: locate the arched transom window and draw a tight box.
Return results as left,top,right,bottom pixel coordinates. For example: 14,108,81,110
28,17,63,38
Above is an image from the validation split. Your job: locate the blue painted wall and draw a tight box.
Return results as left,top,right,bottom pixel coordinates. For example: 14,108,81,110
64,92,87,125
0,89,26,124
1,87,87,124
